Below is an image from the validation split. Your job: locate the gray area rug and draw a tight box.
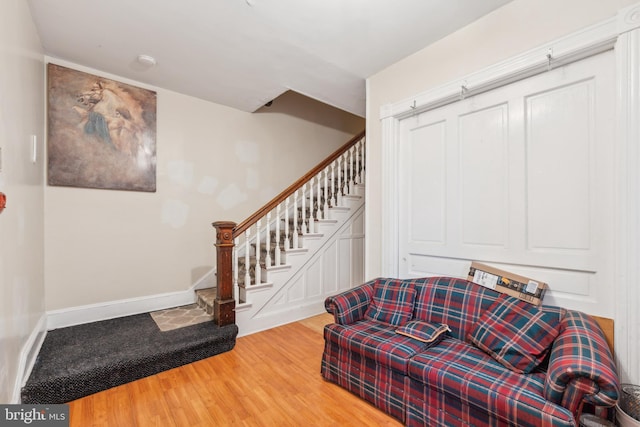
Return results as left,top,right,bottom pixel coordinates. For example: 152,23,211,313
21,313,238,404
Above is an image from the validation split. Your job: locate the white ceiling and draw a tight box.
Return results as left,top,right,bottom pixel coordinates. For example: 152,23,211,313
27,0,513,117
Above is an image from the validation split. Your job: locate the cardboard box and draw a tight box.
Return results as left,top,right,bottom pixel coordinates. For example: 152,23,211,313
467,262,548,306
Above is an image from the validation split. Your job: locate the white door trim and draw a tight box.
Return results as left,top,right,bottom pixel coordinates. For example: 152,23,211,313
614,3,640,385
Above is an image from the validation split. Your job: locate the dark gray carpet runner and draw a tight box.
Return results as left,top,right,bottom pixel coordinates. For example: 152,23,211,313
21,312,238,404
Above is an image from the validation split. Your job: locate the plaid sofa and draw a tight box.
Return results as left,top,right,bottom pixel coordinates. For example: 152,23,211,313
321,277,619,426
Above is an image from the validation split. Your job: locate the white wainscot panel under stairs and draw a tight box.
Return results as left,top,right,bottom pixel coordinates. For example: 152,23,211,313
235,185,365,337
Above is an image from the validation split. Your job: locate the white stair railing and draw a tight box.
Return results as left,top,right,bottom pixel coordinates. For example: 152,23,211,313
214,133,365,310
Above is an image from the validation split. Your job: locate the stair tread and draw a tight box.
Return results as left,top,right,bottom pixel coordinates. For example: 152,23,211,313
196,288,216,314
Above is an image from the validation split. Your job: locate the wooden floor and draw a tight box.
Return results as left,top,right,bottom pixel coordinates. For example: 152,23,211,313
68,313,402,426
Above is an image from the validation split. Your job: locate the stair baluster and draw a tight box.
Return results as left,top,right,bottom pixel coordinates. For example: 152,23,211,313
357,140,364,184
315,172,324,221
265,211,272,267
311,176,318,231
336,160,343,207
255,219,262,285
338,155,344,200
342,153,349,196
353,142,359,184
244,228,251,287
349,146,355,190
293,190,299,248
330,161,336,207
308,177,314,231
275,205,281,266
323,166,329,213
233,236,239,301
349,149,353,189
301,182,308,234
285,197,291,250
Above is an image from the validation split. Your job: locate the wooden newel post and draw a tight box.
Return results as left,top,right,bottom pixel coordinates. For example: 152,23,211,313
212,221,236,326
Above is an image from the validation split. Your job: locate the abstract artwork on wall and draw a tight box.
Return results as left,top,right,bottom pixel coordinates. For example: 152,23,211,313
47,63,157,192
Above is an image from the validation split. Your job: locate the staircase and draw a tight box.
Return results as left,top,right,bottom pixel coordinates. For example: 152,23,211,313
205,131,366,335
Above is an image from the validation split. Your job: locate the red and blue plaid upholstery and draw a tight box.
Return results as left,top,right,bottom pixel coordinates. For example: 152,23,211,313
544,310,619,419
325,320,426,373
365,278,416,326
468,294,563,374
396,320,450,344
322,277,619,426
324,279,375,325
321,337,408,421
413,277,500,341
406,338,574,426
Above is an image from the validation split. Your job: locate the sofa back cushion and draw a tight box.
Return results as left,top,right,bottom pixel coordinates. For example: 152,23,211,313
365,278,416,326
468,294,563,373
413,277,500,341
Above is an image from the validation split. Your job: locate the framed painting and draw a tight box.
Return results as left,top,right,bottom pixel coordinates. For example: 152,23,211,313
47,63,157,192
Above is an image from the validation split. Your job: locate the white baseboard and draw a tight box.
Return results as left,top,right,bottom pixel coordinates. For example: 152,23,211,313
237,303,326,338
46,289,197,330
13,313,47,403
46,269,218,330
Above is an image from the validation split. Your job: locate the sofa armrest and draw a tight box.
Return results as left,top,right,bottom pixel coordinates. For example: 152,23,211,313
324,280,376,325
544,311,619,419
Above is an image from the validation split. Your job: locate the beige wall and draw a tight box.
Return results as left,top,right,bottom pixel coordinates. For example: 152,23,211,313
44,61,364,311
365,0,636,279
0,0,45,403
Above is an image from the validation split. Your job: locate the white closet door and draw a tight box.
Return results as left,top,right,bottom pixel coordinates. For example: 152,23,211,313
398,50,615,315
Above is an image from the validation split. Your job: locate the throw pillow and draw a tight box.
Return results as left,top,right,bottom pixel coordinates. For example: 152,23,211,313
468,294,562,374
364,279,416,326
396,320,450,345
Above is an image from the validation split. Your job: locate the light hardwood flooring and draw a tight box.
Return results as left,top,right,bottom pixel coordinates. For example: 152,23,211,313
68,313,402,426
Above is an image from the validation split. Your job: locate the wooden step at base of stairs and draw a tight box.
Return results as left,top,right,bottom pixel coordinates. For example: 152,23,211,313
196,287,216,315
197,285,260,308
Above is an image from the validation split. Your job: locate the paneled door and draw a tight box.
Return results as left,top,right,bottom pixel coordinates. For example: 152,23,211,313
398,50,615,315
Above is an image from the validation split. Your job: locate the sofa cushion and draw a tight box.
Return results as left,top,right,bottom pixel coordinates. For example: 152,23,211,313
468,294,562,374
396,321,450,345
407,338,574,426
324,320,426,373
365,278,416,326
413,277,500,341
